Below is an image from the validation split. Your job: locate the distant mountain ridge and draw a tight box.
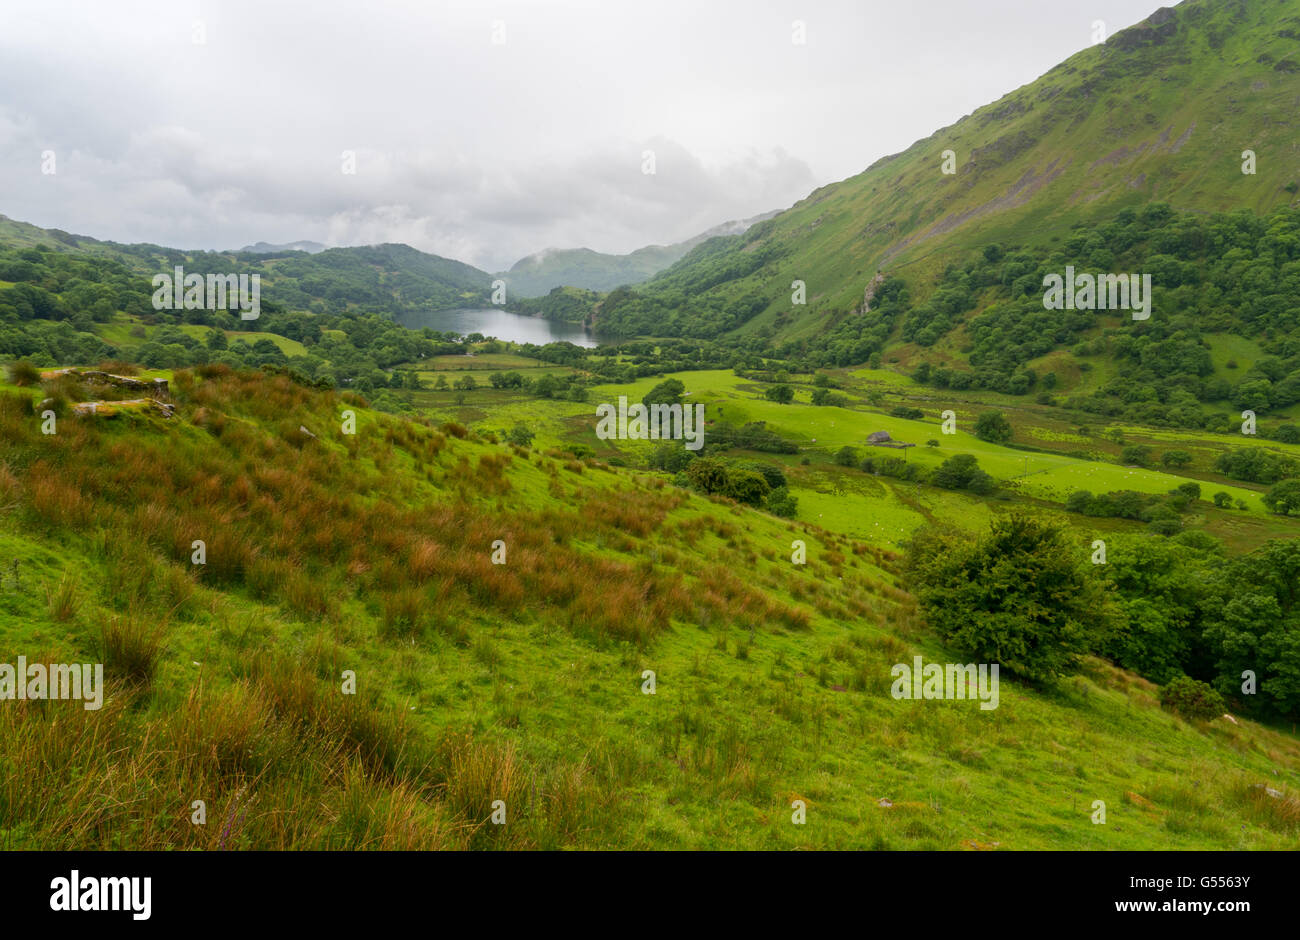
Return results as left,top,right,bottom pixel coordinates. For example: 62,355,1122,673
498,210,779,297
0,215,495,314
239,240,329,255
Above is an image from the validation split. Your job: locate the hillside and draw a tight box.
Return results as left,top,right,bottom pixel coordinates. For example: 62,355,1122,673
594,0,1300,341
499,211,778,299
2,365,1298,849
239,240,329,255
0,215,495,317
5,0,1300,856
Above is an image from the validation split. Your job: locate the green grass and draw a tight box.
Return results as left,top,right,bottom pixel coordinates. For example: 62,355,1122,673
3,364,1298,849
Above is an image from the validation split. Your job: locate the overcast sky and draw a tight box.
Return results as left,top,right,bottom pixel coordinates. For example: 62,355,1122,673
0,0,1167,271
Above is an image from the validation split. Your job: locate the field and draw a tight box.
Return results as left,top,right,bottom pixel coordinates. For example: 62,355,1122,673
2,365,1299,850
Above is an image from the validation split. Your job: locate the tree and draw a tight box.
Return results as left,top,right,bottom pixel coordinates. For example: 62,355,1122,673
1160,676,1226,721
765,486,798,518
1275,424,1300,445
1212,491,1233,509
974,410,1012,444
507,424,535,447
643,378,685,407
1066,490,1094,514
724,469,770,506
1203,541,1300,719
764,383,794,404
905,515,1111,682
1120,445,1152,467
1263,479,1300,515
931,453,994,493
834,446,860,467
1161,450,1192,468
685,458,728,495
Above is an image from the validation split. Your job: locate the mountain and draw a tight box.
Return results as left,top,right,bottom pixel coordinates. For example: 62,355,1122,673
597,0,1300,341
0,217,496,316
498,210,778,297
239,240,329,254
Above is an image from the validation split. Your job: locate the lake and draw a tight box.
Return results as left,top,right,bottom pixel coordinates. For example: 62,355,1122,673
394,307,603,348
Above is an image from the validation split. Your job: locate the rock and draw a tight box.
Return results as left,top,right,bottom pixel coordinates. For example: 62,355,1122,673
298,425,317,439
1222,713,1238,725
41,368,169,396
73,398,174,419
1252,784,1285,799
877,798,894,808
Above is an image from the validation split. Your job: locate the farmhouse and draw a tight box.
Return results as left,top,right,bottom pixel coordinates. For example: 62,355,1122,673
867,430,914,450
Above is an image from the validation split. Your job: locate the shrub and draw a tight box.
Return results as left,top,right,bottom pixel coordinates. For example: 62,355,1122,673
1066,490,1094,514
7,360,40,387
763,383,794,404
723,468,770,506
648,443,694,473
642,378,685,407
1120,445,1152,467
931,453,994,493
834,446,860,467
1212,491,1232,509
1215,447,1297,484
1160,676,1226,721
99,615,168,687
742,462,787,490
685,457,728,495
1263,479,1300,515
765,486,798,518
905,515,1111,682
974,411,1012,443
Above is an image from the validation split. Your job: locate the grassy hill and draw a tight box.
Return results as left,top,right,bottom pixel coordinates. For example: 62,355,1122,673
498,211,779,299
2,364,1298,849
0,215,495,317
594,0,1300,341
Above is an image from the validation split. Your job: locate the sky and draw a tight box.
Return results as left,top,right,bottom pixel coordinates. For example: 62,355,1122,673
0,0,1169,271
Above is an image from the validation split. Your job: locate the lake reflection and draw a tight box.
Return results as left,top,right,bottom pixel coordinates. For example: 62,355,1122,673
394,307,603,348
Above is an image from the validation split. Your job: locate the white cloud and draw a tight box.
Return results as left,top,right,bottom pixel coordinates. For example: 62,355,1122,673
0,0,1163,269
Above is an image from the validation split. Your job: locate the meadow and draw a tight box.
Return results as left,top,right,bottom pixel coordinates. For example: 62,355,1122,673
2,363,1298,849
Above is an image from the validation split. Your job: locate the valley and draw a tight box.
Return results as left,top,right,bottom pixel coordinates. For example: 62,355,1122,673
2,0,1300,855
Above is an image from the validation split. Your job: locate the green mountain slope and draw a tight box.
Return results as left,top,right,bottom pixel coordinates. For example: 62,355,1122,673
499,211,778,298
596,0,1300,341
0,215,494,316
